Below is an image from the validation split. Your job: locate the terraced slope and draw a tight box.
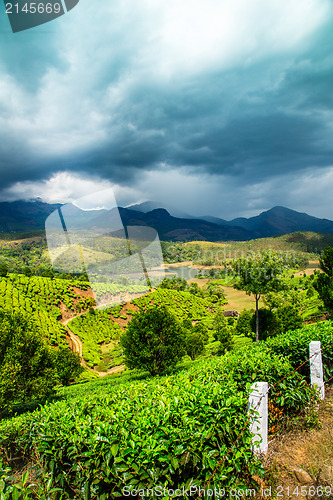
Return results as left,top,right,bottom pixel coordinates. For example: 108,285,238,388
69,289,220,370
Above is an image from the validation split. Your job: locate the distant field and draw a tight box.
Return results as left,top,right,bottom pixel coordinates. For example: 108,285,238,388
293,260,320,276
220,286,256,311
188,277,255,312
184,241,227,249
183,232,333,262
220,232,333,257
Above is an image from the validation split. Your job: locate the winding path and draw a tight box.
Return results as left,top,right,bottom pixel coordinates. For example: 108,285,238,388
61,309,125,378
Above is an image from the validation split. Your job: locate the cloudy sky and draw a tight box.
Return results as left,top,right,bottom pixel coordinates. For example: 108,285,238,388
0,0,333,219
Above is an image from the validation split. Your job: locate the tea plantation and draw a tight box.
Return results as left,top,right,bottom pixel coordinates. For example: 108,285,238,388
1,319,332,499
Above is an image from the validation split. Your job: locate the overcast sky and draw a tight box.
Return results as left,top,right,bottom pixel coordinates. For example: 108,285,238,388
0,0,333,219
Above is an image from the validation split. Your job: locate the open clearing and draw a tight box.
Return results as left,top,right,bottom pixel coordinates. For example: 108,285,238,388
221,285,256,311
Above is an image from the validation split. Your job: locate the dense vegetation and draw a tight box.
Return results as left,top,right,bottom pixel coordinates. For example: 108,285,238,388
1,233,333,498
69,308,124,368
0,230,327,276
0,274,93,346
0,311,82,417
1,320,323,498
121,305,186,375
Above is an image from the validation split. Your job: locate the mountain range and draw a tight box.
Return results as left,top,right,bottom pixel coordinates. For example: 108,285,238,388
1,199,333,241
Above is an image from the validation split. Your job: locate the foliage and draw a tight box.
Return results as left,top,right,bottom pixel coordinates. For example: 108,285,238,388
314,246,333,313
0,462,36,499
159,276,187,291
0,338,318,498
53,348,83,386
232,251,287,342
276,304,303,333
204,281,227,302
0,274,93,346
187,282,204,297
161,241,200,263
0,311,57,415
265,320,333,380
70,308,123,368
158,277,207,299
121,305,186,375
249,308,281,341
133,288,219,322
183,320,209,360
264,274,323,322
0,261,8,277
235,309,254,338
213,309,234,353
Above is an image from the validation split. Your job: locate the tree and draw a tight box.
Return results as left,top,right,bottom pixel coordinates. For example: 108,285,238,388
314,246,333,314
205,282,227,303
23,266,32,277
250,308,282,341
232,251,286,342
276,304,303,333
188,282,204,297
213,309,233,353
159,276,187,291
183,320,208,360
0,311,57,415
120,305,186,375
53,348,83,386
0,261,8,277
235,309,254,338
42,268,54,278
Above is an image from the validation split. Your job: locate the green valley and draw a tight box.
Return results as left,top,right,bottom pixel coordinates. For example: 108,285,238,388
1,230,333,499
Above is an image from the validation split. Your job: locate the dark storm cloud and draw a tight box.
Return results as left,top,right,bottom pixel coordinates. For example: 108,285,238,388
1,0,333,219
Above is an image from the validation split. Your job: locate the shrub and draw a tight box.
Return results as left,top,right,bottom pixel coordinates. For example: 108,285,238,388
121,305,186,375
265,320,333,380
0,343,316,497
250,308,282,341
213,309,234,353
236,309,254,338
53,348,83,386
276,304,303,333
0,311,57,415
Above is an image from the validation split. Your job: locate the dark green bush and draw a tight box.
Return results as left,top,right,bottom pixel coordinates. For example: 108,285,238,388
265,320,333,380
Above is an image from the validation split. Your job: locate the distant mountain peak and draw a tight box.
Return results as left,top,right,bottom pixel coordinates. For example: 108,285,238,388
0,200,332,241
126,200,194,219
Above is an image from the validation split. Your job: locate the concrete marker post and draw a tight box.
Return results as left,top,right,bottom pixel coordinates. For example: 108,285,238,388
309,341,325,400
248,382,268,455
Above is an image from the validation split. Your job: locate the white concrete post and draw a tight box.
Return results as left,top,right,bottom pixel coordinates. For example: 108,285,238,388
309,341,325,400
248,382,268,455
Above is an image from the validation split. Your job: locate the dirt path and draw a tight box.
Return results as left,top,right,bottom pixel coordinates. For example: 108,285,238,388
261,387,333,498
61,307,125,378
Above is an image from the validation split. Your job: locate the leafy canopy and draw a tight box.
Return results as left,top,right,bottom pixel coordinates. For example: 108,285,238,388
53,348,83,386
314,246,333,313
213,309,234,353
182,320,208,360
0,311,57,415
232,250,287,342
121,305,186,375
232,250,286,298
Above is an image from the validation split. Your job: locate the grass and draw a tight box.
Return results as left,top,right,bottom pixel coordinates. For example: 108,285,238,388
220,286,256,311
263,387,333,498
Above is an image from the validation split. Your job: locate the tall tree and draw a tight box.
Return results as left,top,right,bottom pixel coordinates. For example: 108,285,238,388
231,251,286,342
